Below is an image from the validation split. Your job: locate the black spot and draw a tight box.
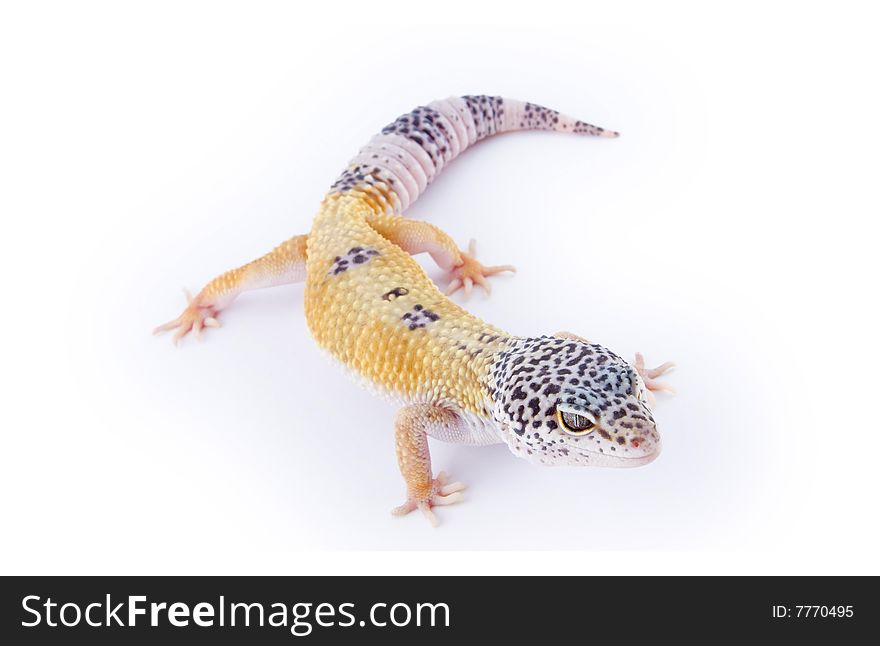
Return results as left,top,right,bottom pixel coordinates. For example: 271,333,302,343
382,287,409,301
527,398,540,417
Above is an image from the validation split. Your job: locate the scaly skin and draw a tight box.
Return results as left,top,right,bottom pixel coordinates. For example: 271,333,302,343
156,95,674,526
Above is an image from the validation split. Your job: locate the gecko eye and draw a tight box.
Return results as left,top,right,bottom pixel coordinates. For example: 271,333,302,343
556,406,597,435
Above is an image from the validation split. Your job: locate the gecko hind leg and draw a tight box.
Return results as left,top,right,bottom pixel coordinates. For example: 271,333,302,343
445,239,516,298
366,214,515,299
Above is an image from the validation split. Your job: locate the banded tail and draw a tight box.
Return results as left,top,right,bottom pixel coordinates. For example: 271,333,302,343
329,95,618,213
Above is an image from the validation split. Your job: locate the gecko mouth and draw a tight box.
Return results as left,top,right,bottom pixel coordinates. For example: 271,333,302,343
618,443,661,466
581,442,661,467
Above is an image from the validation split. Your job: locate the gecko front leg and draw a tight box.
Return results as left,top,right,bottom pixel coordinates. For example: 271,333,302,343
154,233,308,343
633,352,676,408
391,405,467,527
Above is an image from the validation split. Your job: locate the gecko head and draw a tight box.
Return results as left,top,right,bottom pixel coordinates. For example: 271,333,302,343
490,335,661,467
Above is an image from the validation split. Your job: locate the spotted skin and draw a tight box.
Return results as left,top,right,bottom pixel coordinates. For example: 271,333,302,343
333,95,619,212
401,303,441,330
156,96,672,527
327,246,380,276
490,336,660,467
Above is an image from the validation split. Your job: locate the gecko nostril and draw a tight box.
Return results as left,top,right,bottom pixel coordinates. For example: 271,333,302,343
631,439,641,448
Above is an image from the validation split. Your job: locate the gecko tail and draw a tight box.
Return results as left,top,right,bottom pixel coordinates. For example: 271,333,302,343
331,95,618,212
497,98,620,139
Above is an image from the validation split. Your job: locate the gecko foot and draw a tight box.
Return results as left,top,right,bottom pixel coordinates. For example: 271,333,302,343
391,471,466,527
445,239,515,299
634,352,676,407
153,289,221,345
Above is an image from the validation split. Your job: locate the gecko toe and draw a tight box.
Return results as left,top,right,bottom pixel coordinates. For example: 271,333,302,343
447,243,515,300
392,474,467,526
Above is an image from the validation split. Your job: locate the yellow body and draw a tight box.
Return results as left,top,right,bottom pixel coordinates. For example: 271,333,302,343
304,192,506,415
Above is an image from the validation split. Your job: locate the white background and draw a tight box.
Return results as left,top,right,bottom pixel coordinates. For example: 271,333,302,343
2,1,878,575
